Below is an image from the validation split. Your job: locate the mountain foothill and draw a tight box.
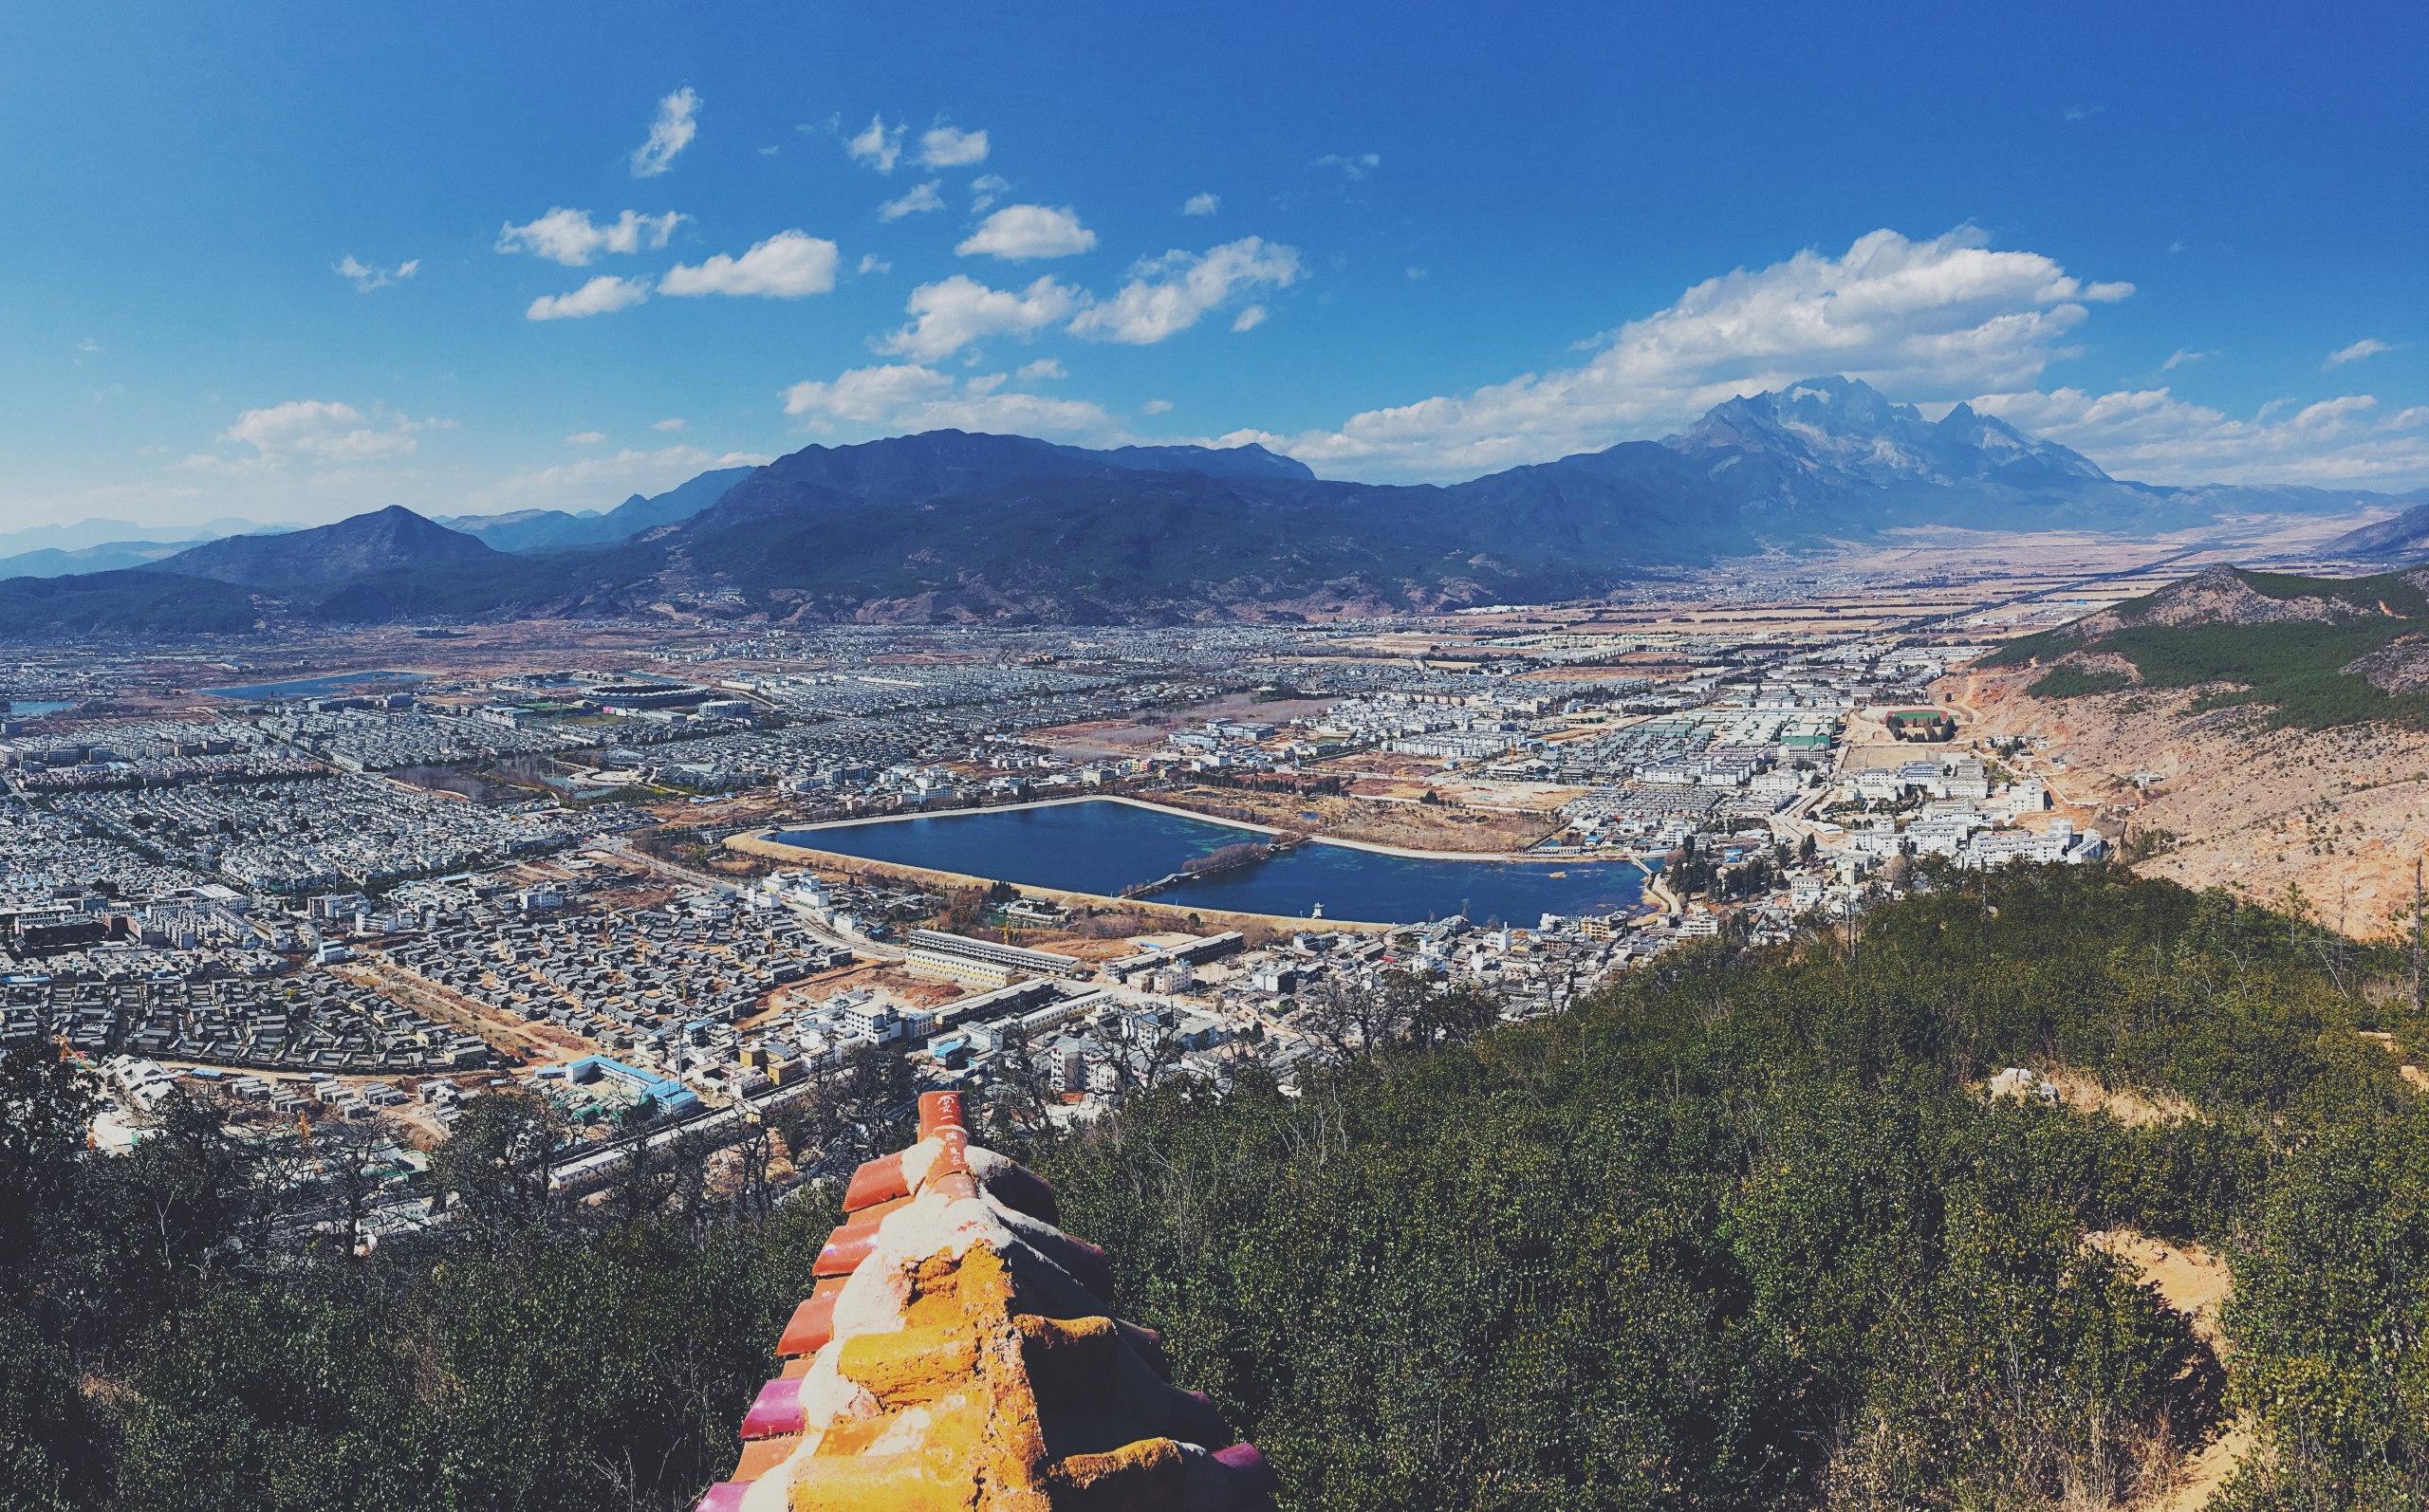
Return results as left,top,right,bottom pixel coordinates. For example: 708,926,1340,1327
4,376,2422,636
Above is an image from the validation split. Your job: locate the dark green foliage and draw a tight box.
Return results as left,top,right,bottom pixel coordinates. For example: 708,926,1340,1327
0,569,257,637
1990,566,2429,728
1018,866,2420,1509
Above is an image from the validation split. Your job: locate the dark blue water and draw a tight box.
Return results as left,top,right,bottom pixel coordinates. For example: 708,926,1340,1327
202,671,432,700
771,800,1648,926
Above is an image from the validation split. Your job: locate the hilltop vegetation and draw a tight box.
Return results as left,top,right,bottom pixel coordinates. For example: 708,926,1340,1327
2,864,2424,1509
0,569,258,638
1990,563,2429,729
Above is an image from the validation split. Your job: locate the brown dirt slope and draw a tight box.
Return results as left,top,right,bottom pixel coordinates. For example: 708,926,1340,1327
1947,665,2429,940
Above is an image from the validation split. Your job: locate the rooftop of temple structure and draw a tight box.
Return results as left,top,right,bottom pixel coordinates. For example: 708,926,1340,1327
694,1091,1279,1511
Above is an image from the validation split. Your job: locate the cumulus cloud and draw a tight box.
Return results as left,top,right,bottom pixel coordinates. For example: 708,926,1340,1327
1182,192,1219,216
1231,304,1268,332
526,276,651,321
658,230,838,298
630,87,700,177
2326,338,2393,368
1067,237,1301,345
879,274,1085,362
859,253,891,275
918,124,989,167
1970,387,2429,487
654,417,684,432
781,362,1117,440
955,205,1097,260
337,255,418,291
481,444,774,507
495,209,685,267
1251,226,2135,478
1142,399,1174,415
970,175,1011,212
879,180,944,221
193,400,447,470
566,431,606,445
847,115,905,172
1016,358,1066,380
1317,152,1381,180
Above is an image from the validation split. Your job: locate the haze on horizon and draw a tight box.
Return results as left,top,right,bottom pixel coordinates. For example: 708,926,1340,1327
2,0,2421,532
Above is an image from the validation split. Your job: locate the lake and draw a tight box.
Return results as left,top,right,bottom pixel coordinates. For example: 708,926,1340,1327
201,670,433,700
769,799,1650,927
6,701,75,716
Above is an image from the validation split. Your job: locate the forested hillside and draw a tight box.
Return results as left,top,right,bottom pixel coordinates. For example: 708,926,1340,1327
3,863,2424,1510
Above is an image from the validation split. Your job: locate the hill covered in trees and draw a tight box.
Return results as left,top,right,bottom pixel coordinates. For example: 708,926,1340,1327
2,862,2424,1509
1987,562,2429,729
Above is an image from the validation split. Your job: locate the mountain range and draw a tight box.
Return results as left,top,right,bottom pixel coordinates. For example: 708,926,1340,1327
6,375,2423,636
429,467,757,554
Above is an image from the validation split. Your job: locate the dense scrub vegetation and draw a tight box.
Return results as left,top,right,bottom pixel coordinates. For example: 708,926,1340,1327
2,863,2425,1509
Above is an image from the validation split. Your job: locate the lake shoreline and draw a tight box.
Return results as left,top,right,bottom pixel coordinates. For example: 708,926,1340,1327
738,796,1651,928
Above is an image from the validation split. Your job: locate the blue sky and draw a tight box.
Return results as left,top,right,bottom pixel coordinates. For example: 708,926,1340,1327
3,1,2422,531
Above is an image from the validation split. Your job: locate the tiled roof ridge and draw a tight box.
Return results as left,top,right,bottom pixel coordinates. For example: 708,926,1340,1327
692,1090,1280,1511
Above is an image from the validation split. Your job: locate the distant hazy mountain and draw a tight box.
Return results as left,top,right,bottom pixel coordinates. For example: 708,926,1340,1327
2321,494,2429,559
45,382,2429,632
436,466,757,553
0,539,209,581
0,517,294,554
143,506,497,591
0,569,260,639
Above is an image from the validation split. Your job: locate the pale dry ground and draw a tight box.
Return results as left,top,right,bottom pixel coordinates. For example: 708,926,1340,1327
2081,1228,2252,1512
1948,666,2429,941
2040,1069,2197,1128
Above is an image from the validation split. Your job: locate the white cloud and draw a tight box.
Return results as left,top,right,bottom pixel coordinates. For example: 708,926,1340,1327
1972,386,2429,487
1142,399,1174,415
879,180,944,221
879,274,1085,361
480,444,774,507
526,275,651,321
1016,358,1066,380
846,115,904,173
337,255,418,291
955,205,1097,260
781,361,1118,440
1258,226,2136,478
859,253,891,275
1317,152,1381,180
1406,266,1427,280
658,230,838,298
2326,338,2393,368
630,87,700,177
201,400,446,468
653,417,684,432
1067,236,1302,345
1231,304,1268,332
495,208,685,267
566,431,606,445
918,124,989,167
1182,192,1219,216
2161,347,2215,370
970,175,1010,212
758,145,778,157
